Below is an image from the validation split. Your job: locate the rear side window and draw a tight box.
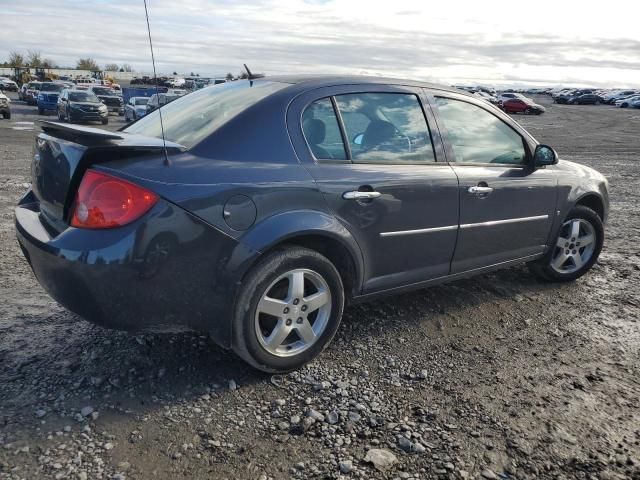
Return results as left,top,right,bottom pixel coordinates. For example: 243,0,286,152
302,98,347,160
335,93,435,164
435,97,526,165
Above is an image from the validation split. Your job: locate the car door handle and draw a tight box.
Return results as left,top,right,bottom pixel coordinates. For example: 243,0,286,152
468,186,494,195
343,191,381,200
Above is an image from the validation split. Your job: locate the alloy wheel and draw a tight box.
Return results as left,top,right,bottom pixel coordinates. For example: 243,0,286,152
254,268,332,357
550,218,596,274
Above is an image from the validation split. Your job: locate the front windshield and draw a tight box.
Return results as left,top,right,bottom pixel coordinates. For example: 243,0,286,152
134,97,149,105
41,83,62,92
125,80,287,148
69,92,100,102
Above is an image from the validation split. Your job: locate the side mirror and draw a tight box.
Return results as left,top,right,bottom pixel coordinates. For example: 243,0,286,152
533,144,558,167
353,133,364,146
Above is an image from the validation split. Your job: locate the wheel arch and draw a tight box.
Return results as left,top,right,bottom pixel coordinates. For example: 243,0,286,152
237,210,365,301
575,193,605,221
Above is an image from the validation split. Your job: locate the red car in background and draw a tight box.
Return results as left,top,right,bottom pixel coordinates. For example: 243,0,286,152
503,98,546,115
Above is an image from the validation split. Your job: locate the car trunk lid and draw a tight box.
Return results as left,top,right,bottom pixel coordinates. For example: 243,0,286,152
31,121,184,232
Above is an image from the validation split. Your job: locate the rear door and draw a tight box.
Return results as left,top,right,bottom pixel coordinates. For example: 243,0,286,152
428,91,557,273
288,84,460,294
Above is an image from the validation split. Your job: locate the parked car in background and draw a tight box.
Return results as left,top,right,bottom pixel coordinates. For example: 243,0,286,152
19,83,29,101
124,96,150,121
146,93,180,113
57,89,108,124
24,81,42,105
502,98,546,114
166,88,188,97
0,91,11,119
553,90,577,104
605,90,638,104
498,92,533,104
88,86,124,115
629,97,640,109
168,77,186,88
15,76,608,372
37,82,64,115
614,95,640,108
473,91,503,109
0,78,19,92
75,78,98,87
569,94,603,105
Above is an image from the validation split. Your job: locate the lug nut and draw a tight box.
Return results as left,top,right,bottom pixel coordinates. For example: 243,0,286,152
286,318,292,326
572,250,577,254
283,307,289,314
565,250,570,254
293,298,299,305
301,305,307,312
296,317,303,324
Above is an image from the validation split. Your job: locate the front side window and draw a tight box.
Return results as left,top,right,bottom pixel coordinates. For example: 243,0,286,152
435,97,527,165
335,93,435,164
301,98,347,160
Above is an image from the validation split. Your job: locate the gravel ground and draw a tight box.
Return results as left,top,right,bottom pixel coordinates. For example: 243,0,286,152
0,93,639,480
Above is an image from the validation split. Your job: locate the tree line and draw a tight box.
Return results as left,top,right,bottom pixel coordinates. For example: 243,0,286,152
1,50,132,72
2,50,261,80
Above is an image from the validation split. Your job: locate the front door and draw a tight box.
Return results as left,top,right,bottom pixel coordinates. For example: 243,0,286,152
288,85,460,294
430,93,557,273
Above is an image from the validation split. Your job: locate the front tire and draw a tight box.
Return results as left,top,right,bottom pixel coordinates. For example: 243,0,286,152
101,118,108,125
232,246,345,372
529,206,604,282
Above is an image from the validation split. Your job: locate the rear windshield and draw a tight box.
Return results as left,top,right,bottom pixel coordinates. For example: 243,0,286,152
124,80,287,148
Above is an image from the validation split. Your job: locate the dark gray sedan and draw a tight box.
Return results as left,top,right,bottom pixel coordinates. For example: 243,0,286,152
15,75,608,372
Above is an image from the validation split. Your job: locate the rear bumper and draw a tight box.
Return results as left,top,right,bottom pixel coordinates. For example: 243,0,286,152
15,191,258,347
105,105,124,114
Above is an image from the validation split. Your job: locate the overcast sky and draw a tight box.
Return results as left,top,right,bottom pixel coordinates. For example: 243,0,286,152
2,0,639,87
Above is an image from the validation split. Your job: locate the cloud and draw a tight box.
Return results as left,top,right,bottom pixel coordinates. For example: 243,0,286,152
1,0,639,87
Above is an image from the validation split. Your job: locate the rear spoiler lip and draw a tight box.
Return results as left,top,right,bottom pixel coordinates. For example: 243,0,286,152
38,121,186,151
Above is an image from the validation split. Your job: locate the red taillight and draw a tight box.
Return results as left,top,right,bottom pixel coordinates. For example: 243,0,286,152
71,170,159,229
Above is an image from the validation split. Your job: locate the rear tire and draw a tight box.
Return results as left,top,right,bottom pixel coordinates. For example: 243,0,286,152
529,206,604,282
2,111,9,120
232,246,345,373
101,118,108,125
38,107,44,115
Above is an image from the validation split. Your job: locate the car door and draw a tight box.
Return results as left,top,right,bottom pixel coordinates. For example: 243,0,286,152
287,84,460,294
428,91,557,273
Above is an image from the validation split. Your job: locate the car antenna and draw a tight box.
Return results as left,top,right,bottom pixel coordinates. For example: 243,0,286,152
143,0,170,166
244,63,264,86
